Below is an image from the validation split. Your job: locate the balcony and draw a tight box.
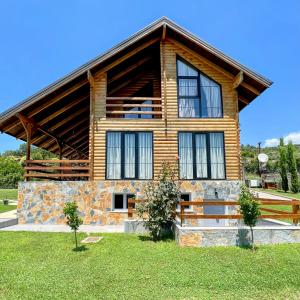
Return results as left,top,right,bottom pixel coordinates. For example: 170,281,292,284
106,97,162,119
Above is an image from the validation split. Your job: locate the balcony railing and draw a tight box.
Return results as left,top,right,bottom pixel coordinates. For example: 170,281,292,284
106,97,162,118
24,160,91,180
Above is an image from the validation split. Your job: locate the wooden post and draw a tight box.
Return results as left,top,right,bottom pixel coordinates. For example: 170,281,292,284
88,70,95,181
180,202,184,227
17,113,36,181
128,198,133,219
292,201,299,225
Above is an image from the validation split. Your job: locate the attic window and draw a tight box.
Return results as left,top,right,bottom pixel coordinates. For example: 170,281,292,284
177,58,223,118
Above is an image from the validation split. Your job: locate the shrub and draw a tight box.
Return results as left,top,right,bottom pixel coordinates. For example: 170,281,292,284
0,157,24,188
239,185,261,248
63,202,83,250
136,163,180,241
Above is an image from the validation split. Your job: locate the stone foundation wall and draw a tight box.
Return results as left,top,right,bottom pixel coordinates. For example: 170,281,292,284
18,180,240,225
174,224,300,247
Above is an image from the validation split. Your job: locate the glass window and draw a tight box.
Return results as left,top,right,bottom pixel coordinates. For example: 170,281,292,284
177,58,223,118
178,132,225,179
113,194,135,210
106,132,153,179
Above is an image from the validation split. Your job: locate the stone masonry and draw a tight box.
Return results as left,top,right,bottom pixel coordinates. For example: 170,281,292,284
18,180,240,225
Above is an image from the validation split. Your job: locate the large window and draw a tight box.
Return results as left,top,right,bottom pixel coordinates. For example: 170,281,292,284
106,132,153,179
177,58,222,118
178,132,225,179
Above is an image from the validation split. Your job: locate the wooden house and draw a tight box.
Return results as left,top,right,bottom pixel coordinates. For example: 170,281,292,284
0,17,272,225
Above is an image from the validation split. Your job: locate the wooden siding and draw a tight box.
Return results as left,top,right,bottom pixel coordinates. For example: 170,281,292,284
91,38,241,180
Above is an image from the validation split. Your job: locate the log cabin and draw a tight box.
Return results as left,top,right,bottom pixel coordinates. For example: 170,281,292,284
0,17,272,225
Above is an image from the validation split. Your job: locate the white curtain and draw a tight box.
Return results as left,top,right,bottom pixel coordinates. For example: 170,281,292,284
138,133,152,179
195,134,208,178
178,79,198,96
200,74,222,117
177,60,198,76
179,133,193,179
106,132,121,179
124,134,135,178
210,133,225,179
179,98,199,117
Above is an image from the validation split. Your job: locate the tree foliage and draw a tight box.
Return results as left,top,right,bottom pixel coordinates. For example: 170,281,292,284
0,157,24,188
63,201,83,250
239,185,260,248
278,138,289,192
287,142,300,193
136,163,180,241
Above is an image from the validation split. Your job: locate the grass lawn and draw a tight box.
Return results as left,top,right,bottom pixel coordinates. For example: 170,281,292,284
0,189,18,200
1,233,300,299
0,204,17,213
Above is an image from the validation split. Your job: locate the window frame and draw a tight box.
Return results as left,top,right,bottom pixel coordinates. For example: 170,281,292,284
176,56,224,119
178,131,227,180
105,131,154,180
112,193,136,211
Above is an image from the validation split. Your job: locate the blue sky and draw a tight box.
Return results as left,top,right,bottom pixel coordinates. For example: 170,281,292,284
0,0,299,152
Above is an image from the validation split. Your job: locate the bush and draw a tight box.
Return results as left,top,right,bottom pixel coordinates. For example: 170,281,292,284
136,163,180,241
0,157,24,188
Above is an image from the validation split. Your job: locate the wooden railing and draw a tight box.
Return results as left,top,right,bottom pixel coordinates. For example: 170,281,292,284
128,198,300,226
106,97,162,118
24,160,91,180
178,198,300,226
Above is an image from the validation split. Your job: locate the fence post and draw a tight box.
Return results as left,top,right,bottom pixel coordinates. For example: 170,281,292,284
128,198,133,219
292,200,299,226
180,202,184,227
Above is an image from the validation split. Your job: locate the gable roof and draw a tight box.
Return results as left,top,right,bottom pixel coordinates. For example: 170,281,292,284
0,17,272,158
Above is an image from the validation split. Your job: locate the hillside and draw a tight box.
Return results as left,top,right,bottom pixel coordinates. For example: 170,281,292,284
241,144,300,176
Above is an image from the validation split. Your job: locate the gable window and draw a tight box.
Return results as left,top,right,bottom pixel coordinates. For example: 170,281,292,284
106,132,153,179
177,58,223,118
113,194,135,210
178,132,225,179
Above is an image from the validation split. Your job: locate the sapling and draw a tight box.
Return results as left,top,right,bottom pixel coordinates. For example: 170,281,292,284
63,201,83,250
239,185,261,249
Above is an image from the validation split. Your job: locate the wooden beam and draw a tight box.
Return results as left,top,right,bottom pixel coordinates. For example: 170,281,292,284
2,79,88,133
233,71,243,89
241,81,260,96
239,95,250,105
16,113,88,159
162,24,167,41
108,56,152,84
88,70,95,181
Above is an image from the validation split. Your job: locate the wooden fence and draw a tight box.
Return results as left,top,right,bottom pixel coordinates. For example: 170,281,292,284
128,198,300,226
24,159,91,180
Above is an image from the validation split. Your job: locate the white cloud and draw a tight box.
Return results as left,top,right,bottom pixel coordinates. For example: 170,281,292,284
264,131,300,147
264,138,280,147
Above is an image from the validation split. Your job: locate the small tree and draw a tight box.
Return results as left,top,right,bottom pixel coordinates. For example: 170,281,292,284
136,162,180,241
287,141,300,193
63,202,83,250
278,138,289,192
239,185,261,248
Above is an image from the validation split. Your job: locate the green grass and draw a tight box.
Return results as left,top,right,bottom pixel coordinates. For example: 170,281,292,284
0,189,18,200
1,232,300,299
0,204,17,213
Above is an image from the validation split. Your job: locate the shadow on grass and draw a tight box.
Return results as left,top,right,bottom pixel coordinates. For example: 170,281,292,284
72,245,88,252
138,233,175,243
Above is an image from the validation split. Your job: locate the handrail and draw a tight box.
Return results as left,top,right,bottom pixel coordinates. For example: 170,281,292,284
24,159,91,180
128,198,300,226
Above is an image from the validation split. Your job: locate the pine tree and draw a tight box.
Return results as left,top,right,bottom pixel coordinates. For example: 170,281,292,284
278,138,289,192
287,141,300,193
